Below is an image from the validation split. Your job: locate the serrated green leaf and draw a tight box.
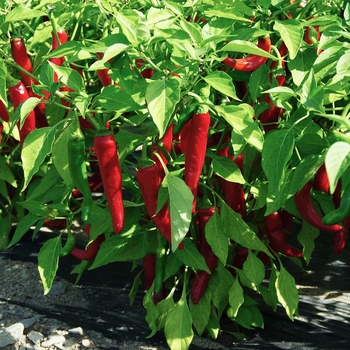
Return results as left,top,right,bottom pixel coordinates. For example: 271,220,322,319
146,79,181,138
22,127,56,191
38,235,62,295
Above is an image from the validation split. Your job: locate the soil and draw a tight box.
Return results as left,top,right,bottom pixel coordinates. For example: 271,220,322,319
1,226,350,350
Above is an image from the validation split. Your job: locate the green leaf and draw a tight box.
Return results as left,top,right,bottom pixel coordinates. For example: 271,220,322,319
5,6,46,22
204,7,250,22
273,19,303,60
203,71,240,100
325,141,350,193
166,174,193,251
247,304,264,328
262,129,294,212
13,97,40,128
208,262,234,317
216,104,263,151
155,293,176,330
175,239,210,273
228,278,244,318
17,200,49,217
38,235,62,295
164,253,183,280
189,290,211,336
275,264,299,320
206,314,220,339
249,64,270,101
98,85,142,113
258,285,278,311
0,155,17,188
48,62,84,92
129,270,142,306
297,221,320,265
146,79,181,138
210,153,246,185
164,296,194,350
7,213,39,248
0,61,8,106
221,203,272,256
205,211,229,265
21,127,56,191
143,288,160,338
242,250,265,286
219,40,276,60
299,70,325,113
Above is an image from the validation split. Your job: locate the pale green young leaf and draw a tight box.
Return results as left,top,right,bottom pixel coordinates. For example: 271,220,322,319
189,290,212,336
203,71,240,100
228,278,244,318
164,297,193,350
273,19,303,60
325,141,350,193
242,250,265,286
38,235,62,295
275,264,299,320
205,211,229,265
13,97,40,129
166,174,193,251
22,127,56,191
146,79,181,138
5,6,46,22
216,104,263,151
175,239,210,273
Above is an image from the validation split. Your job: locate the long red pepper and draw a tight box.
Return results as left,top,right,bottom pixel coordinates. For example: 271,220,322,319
223,37,271,72
136,152,184,249
191,207,218,304
264,212,302,258
8,80,36,147
0,100,10,123
295,182,343,233
94,132,124,234
71,225,105,260
96,52,113,87
185,111,211,212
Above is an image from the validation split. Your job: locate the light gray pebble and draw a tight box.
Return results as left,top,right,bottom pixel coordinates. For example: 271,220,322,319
41,334,66,347
27,330,44,344
0,322,24,347
68,326,84,336
48,282,67,296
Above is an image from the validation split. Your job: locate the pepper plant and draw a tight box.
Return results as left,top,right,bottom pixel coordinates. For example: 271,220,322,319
0,0,350,349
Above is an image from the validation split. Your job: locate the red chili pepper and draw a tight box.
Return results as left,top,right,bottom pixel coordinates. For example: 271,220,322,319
259,94,283,133
96,52,113,87
295,182,343,233
44,219,67,229
191,207,218,304
305,25,321,45
264,212,302,258
49,29,68,84
94,131,124,234
8,80,36,147
71,225,105,260
313,164,329,193
11,38,37,87
222,37,271,72
185,111,211,212
136,151,184,249
135,59,154,79
0,100,10,123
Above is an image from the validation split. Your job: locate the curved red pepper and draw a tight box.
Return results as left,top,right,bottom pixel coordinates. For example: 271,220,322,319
295,182,343,233
8,80,36,147
94,132,124,234
135,59,154,79
223,37,271,72
191,207,218,304
0,100,10,123
71,225,105,260
185,111,211,212
264,212,302,258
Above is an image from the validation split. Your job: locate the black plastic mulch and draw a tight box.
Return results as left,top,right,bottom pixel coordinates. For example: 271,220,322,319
1,231,350,350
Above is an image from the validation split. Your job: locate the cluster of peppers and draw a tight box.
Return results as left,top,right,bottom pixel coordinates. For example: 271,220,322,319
1,28,125,260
